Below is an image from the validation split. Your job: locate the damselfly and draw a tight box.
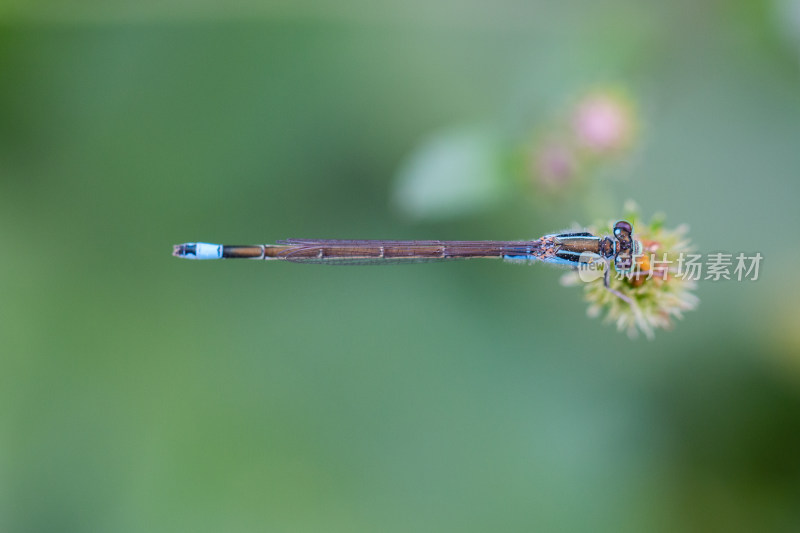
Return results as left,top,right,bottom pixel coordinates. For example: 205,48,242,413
173,221,642,303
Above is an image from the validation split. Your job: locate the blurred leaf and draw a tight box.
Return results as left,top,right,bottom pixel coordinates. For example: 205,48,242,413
391,127,507,221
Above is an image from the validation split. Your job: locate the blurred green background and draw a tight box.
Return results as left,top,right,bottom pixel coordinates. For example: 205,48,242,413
2,1,800,531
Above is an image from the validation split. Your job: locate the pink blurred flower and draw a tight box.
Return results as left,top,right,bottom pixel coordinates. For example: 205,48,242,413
572,92,634,153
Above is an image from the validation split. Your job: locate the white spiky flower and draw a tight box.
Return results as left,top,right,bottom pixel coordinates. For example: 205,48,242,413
561,201,699,339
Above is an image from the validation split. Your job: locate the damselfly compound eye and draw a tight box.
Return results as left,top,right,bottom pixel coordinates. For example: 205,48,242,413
614,220,632,234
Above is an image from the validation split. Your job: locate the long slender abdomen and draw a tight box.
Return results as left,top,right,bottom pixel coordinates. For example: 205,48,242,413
173,240,543,263
270,240,540,264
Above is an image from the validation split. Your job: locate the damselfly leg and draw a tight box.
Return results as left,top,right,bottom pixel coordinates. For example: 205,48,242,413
603,262,634,305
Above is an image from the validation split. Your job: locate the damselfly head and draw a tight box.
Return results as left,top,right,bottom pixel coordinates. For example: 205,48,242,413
612,220,635,272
